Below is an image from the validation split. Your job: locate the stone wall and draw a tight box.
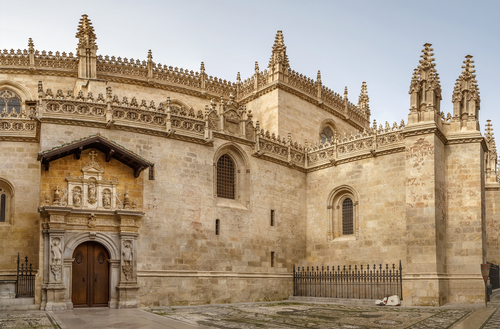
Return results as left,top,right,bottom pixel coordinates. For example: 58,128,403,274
305,151,406,265
486,189,500,264
38,123,306,306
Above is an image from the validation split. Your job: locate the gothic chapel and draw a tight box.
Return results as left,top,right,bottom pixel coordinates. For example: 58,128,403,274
1,15,499,309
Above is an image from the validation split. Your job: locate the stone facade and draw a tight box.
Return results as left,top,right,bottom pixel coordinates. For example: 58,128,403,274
0,15,499,309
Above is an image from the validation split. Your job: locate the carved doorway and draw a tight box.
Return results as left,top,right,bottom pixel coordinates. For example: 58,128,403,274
72,241,109,307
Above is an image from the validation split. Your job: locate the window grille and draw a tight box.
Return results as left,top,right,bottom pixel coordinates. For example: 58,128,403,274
342,198,353,235
217,154,235,199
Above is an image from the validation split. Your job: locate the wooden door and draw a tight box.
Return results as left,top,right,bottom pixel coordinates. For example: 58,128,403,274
72,242,109,307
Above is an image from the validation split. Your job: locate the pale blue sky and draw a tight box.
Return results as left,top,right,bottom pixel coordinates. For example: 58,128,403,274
1,0,499,136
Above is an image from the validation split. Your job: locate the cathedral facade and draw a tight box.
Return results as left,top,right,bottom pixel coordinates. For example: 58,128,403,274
0,15,499,310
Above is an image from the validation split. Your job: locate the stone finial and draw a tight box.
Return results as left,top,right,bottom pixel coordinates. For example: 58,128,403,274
317,70,321,82
344,86,348,98
147,49,153,62
76,14,97,49
268,30,290,69
255,61,259,73
200,61,205,73
358,82,370,117
28,38,34,53
236,72,241,83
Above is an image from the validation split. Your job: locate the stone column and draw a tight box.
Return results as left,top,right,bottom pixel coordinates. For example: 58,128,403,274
116,210,142,308
40,206,70,311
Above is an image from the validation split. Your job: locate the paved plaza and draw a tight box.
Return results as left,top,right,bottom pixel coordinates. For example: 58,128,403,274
148,302,474,329
0,301,499,328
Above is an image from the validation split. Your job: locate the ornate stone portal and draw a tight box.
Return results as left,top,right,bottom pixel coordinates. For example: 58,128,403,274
39,150,144,310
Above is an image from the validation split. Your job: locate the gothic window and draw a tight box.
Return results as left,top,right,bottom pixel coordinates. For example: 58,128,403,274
342,198,354,235
0,179,14,224
0,90,22,115
216,154,235,199
320,126,334,143
213,143,250,208
327,185,358,241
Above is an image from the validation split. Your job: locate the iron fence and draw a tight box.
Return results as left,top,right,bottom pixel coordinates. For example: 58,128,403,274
293,261,402,300
16,253,35,298
488,262,499,290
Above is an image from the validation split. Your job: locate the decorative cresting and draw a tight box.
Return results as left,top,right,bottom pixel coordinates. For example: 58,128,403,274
408,43,442,125
306,119,405,170
451,55,480,133
38,146,145,310
36,82,255,146
0,19,369,131
485,120,500,186
76,14,98,79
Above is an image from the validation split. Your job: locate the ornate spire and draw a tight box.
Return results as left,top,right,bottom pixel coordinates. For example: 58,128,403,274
358,82,370,117
268,30,289,70
451,55,480,132
408,43,442,125
76,14,97,49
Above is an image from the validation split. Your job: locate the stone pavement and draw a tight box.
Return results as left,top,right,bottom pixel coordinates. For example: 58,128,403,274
0,300,499,328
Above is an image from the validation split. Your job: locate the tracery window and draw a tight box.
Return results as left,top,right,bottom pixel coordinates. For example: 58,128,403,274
0,90,22,115
342,198,354,235
216,154,235,199
320,126,335,143
0,179,14,224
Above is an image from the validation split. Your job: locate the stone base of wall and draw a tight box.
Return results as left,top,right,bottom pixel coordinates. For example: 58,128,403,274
138,273,292,306
403,275,485,306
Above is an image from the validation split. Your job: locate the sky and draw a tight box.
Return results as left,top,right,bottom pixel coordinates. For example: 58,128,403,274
1,0,499,136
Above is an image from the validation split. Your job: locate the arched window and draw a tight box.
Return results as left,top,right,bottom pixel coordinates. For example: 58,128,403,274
0,179,14,224
0,89,22,115
327,185,359,241
216,154,235,199
342,198,353,235
320,126,334,143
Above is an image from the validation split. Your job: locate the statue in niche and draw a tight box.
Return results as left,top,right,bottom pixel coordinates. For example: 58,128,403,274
122,240,133,281
102,189,111,209
50,238,62,281
88,181,97,204
53,186,61,205
73,187,82,207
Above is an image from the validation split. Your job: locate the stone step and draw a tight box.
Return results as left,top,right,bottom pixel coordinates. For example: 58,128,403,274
0,298,38,311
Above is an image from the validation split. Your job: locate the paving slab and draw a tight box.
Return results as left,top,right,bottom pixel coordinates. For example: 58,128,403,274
51,308,203,329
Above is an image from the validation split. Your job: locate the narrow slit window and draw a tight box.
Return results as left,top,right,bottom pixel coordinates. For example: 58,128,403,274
215,219,220,235
271,252,275,267
0,193,5,222
342,198,354,235
270,209,275,226
217,154,235,199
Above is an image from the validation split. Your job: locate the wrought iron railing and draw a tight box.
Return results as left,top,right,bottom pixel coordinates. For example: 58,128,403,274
293,261,402,300
16,253,35,298
488,262,499,289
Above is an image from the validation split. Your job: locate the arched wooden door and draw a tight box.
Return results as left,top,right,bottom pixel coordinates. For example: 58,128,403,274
72,241,109,307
